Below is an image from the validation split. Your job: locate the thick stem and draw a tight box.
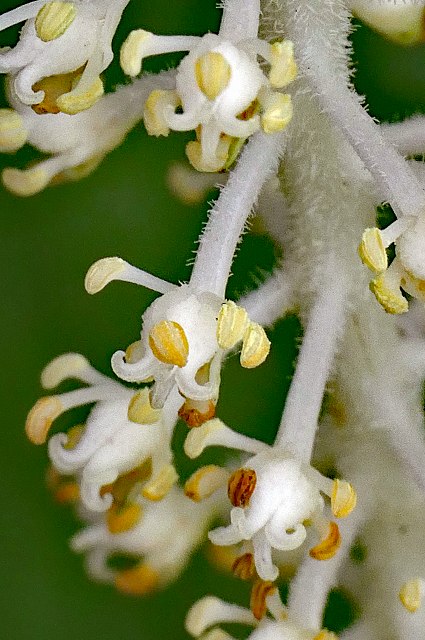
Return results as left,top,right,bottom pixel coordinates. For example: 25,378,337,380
219,0,261,41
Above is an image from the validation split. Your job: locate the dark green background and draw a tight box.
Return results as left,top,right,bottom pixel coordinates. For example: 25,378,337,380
0,2,424,638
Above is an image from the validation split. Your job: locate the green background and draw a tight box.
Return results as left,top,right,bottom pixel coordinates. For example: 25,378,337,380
0,2,424,638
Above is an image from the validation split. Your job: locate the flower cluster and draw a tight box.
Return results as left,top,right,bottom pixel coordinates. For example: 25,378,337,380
5,0,425,638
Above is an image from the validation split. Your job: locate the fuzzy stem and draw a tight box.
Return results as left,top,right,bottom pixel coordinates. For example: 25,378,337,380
238,268,295,327
219,0,261,40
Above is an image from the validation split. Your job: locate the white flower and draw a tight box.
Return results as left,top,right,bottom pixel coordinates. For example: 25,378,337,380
71,487,219,594
348,0,425,45
0,69,175,196
0,0,130,112
84,257,271,417
120,2,296,171
185,594,337,639
25,353,181,512
184,421,356,582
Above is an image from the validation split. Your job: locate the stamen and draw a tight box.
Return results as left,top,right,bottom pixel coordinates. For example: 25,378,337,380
144,90,180,137
185,596,256,637
269,41,298,89
232,552,255,580
240,323,271,368
313,632,338,640
31,68,82,114
178,397,216,428
185,136,232,173
41,353,90,389
399,578,424,613
227,468,257,507
54,481,79,504
331,480,357,518
106,502,142,534
0,109,27,152
142,464,178,501
35,2,77,42
195,52,231,101
358,228,388,274
184,465,229,502
184,418,267,459
115,563,159,596
149,320,189,367
63,424,84,449
199,631,235,640
56,77,104,115
370,262,408,314
216,301,249,350
125,341,144,364
309,521,341,561
250,579,276,620
25,396,63,445
120,30,154,76
85,256,175,295
2,167,49,197
260,93,293,134
127,389,161,425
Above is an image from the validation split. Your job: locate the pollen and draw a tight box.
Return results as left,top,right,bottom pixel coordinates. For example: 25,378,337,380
149,320,189,367
2,166,49,197
331,479,357,518
25,396,64,445
370,274,408,314
63,424,84,450
309,522,341,560
228,468,257,507
115,563,159,596
216,301,249,349
31,68,83,115
240,322,271,369
195,52,232,101
269,40,298,89
144,90,180,137
232,552,256,580
35,1,77,42
399,578,424,613
54,481,80,504
56,77,104,115
41,353,89,389
250,579,276,620
120,29,153,77
0,109,27,153
358,228,388,274
107,502,143,534
85,257,126,294
261,93,293,134
142,464,178,501
184,464,229,502
178,398,216,428
127,389,162,425
185,136,231,172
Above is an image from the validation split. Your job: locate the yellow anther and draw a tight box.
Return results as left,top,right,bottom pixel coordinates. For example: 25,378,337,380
232,552,256,580
56,77,104,115
149,320,189,367
120,29,153,77
370,274,408,314
269,40,298,88
228,468,257,507
186,137,231,173
107,502,142,534
125,340,144,365
32,67,83,114
178,398,216,428
184,464,229,502
401,270,425,303
128,389,161,425
207,543,238,574
35,1,76,42
331,479,357,518
240,322,271,369
0,109,27,152
358,228,388,274
144,90,180,137
399,578,423,613
184,418,225,459
2,167,49,197
25,396,63,445
84,257,126,294
142,464,178,501
54,481,80,504
309,522,341,561
261,93,293,134
63,424,84,450
217,301,249,349
250,579,276,620
313,631,339,640
41,353,89,389
195,52,232,101
115,563,159,596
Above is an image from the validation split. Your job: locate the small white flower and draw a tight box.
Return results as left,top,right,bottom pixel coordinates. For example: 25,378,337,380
25,353,181,512
120,9,296,171
0,69,175,196
71,487,219,594
184,421,356,582
0,0,130,112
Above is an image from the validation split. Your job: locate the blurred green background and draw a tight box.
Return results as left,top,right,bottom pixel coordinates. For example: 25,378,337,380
1,2,425,638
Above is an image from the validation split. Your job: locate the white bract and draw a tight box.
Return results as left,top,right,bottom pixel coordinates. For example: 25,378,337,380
120,3,296,171
0,0,130,112
25,353,181,512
